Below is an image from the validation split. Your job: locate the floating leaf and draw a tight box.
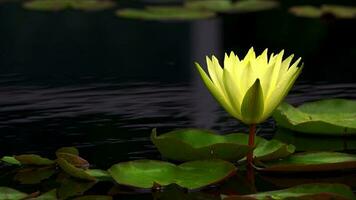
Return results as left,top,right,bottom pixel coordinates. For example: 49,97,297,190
108,159,236,189
85,169,112,181
0,187,28,200
57,178,96,200
56,153,89,169
289,5,356,19
223,183,356,200
289,6,323,18
1,156,21,166
256,152,356,172
57,158,95,181
73,196,113,200
273,99,356,135
274,128,356,151
152,129,293,162
56,147,79,156
23,0,67,11
23,0,115,11
14,167,55,184
70,0,115,11
185,0,279,13
33,189,57,200
14,154,55,166
116,7,215,21
153,184,220,200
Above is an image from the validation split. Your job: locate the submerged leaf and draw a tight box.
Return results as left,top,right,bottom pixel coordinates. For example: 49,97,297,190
108,159,236,189
14,167,55,184
33,189,57,200
273,99,356,135
57,178,96,200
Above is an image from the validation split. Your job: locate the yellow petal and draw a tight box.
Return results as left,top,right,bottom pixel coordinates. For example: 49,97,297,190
223,68,243,118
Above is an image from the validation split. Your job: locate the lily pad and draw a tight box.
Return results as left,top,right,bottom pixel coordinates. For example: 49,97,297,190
273,99,356,135
152,129,294,162
1,156,21,166
33,189,57,200
223,183,356,200
57,178,96,200
256,152,356,172
23,0,115,11
116,7,215,21
57,158,95,181
0,187,28,200
108,159,236,189
289,5,356,19
14,167,55,184
274,128,356,151
185,0,279,13
14,154,55,166
85,169,112,181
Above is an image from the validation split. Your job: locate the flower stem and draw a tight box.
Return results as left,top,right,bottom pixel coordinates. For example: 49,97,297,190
247,124,256,167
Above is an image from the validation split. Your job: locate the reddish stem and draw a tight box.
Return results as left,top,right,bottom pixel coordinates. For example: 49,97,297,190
247,124,256,167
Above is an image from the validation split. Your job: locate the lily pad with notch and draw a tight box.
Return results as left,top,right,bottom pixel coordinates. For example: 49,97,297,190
255,152,356,173
152,128,294,162
223,183,356,200
273,99,356,135
108,159,236,190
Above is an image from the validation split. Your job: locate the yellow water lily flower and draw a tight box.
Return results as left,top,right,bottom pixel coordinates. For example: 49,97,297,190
195,47,303,125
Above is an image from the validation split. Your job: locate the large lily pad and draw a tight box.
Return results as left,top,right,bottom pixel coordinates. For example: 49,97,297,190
256,152,356,172
152,129,294,162
23,0,115,11
273,99,356,135
185,0,279,13
223,183,356,200
274,128,356,151
108,159,236,189
0,187,28,200
116,7,215,21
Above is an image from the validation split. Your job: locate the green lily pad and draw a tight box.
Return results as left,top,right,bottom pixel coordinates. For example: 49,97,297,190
14,154,55,166
33,189,57,200
273,99,356,135
289,6,323,18
116,7,215,21
289,5,356,19
0,187,28,200
1,156,21,166
56,147,79,156
274,128,356,151
57,158,95,181
23,0,115,11
256,152,356,172
152,129,294,162
185,0,279,13
85,169,112,181
14,167,55,184
223,183,356,200
108,159,236,189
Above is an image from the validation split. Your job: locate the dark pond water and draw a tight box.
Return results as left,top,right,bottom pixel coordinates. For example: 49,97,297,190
0,1,356,199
